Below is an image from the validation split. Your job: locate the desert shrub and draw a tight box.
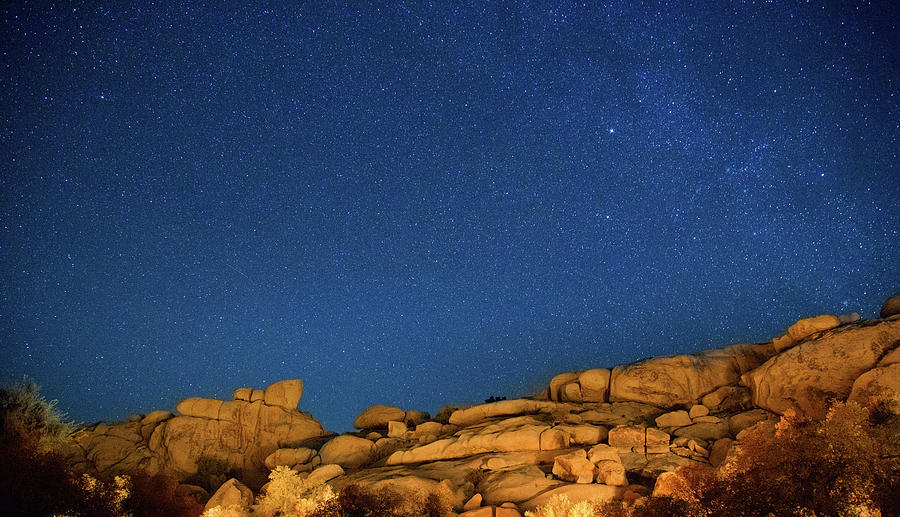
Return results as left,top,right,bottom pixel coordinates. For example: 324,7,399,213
123,469,204,517
631,400,899,517
303,482,449,517
524,494,604,517
0,377,74,451
253,466,335,517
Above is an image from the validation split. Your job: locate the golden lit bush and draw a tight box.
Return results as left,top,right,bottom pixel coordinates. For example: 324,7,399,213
631,400,900,517
253,465,336,517
524,494,604,517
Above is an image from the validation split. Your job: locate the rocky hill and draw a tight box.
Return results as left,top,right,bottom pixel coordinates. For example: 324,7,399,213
64,295,900,516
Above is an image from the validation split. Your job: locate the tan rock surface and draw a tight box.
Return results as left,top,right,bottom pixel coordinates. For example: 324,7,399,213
787,315,841,341
848,362,900,413
204,478,253,512
610,342,775,407
264,447,317,470
880,294,900,318
319,435,376,469
549,372,579,401
552,450,596,483
655,410,691,428
354,405,406,429
263,379,303,409
578,368,612,402
448,399,557,427
742,319,900,417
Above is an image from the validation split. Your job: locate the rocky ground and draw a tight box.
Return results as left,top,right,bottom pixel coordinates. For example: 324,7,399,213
64,295,900,516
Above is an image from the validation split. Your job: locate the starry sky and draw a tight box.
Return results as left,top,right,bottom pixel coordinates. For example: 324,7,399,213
1,2,898,432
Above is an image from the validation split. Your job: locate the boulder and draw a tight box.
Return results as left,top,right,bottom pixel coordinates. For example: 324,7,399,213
387,421,408,438
464,493,483,510
520,484,625,511
578,369,612,402
554,424,607,445
263,379,303,409
448,399,556,427
881,294,900,318
176,398,224,419
672,422,729,442
264,448,317,470
478,466,561,505
539,427,571,450
700,385,751,412
848,363,900,413
307,464,345,485
608,425,645,452
688,405,709,419
549,372,579,401
742,319,900,417
354,405,406,429
142,410,174,426
552,450,596,483
587,444,621,464
655,410,691,428
727,409,771,435
645,428,670,453
386,416,554,465
787,315,841,341
318,435,376,469
610,342,775,407
595,460,627,486
233,387,252,401
204,478,253,512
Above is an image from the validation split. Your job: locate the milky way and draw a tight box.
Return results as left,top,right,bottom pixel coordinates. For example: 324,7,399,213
2,2,898,431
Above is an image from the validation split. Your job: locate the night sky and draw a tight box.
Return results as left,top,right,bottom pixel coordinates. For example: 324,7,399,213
2,2,898,432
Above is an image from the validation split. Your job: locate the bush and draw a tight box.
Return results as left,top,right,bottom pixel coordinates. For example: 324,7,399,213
0,377,74,451
630,400,900,517
253,466,336,517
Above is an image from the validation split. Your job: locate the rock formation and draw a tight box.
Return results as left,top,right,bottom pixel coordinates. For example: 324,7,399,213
63,295,900,515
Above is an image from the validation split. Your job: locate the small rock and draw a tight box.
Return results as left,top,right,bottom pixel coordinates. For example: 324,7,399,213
688,405,709,419
595,460,627,486
692,415,721,424
307,464,345,485
464,493,483,510
232,387,252,401
204,478,253,512
655,410,692,428
552,450,596,484
587,443,621,464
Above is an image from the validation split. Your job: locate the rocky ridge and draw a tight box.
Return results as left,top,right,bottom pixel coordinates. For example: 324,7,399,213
65,295,900,516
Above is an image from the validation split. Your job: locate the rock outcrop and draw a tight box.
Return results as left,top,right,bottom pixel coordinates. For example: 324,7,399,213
64,295,900,515
67,380,327,488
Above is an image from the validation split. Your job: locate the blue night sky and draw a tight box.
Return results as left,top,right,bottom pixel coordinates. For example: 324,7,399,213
2,2,898,432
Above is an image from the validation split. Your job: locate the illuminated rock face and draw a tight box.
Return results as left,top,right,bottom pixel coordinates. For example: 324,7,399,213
67,379,327,489
742,319,900,418
65,299,900,515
